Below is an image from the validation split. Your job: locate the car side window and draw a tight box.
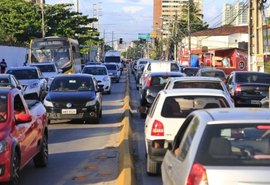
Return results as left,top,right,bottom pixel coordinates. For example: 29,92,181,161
14,94,26,120
174,116,200,161
148,94,160,117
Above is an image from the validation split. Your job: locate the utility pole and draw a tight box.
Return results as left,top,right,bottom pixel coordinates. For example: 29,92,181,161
248,0,264,72
40,0,45,38
75,0,79,13
187,0,191,65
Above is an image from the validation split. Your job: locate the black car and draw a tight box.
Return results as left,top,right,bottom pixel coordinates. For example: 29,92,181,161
182,67,199,76
226,71,270,107
139,71,185,118
43,74,103,124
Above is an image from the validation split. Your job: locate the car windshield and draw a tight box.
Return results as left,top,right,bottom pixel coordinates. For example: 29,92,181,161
32,64,56,73
235,73,270,83
161,96,229,118
50,77,94,92
7,69,38,80
196,123,270,166
0,78,10,87
173,81,223,90
83,67,107,75
0,95,8,122
105,65,117,70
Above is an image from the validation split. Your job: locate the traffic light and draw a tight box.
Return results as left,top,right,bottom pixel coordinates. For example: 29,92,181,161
119,38,123,44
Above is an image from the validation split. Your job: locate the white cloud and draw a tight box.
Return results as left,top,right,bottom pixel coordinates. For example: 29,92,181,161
123,6,144,14
109,0,125,3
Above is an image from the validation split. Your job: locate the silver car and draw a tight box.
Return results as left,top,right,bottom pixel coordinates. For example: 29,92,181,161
162,108,270,185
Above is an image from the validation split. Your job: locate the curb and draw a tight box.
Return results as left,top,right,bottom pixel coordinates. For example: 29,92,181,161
117,68,136,185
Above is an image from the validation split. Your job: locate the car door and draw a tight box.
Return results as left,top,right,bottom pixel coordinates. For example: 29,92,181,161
13,94,38,166
162,115,200,185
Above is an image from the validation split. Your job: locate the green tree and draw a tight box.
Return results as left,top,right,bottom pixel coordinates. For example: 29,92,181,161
0,0,40,45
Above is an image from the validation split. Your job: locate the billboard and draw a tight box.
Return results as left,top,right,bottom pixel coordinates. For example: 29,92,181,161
138,33,150,40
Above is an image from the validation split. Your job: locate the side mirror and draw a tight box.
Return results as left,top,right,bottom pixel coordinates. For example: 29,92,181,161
58,69,63,73
16,114,32,124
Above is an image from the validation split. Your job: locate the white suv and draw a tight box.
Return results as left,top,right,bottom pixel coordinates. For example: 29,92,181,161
82,65,112,94
144,88,234,175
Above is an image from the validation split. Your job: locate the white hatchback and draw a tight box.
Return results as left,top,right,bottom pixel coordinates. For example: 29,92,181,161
162,108,270,185
144,88,234,175
82,65,112,94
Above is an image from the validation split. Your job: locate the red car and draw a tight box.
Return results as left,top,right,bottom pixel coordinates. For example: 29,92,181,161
0,87,48,184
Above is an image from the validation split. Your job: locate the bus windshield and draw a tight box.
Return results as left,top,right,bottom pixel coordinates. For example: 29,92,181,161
31,47,70,69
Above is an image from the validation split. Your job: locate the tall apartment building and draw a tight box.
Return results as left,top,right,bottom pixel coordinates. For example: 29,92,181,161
24,0,45,3
153,0,202,39
222,2,248,26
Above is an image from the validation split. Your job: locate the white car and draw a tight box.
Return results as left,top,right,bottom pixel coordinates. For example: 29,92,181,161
164,76,230,96
144,88,234,175
29,62,61,88
162,108,270,185
6,66,47,100
82,65,112,94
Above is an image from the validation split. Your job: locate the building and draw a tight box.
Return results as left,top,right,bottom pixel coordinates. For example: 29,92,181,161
222,2,248,26
153,0,202,40
24,0,45,3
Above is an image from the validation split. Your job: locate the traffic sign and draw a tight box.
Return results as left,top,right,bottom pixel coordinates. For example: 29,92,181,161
138,33,150,40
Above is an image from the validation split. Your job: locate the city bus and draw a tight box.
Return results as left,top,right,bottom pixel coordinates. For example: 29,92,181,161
28,36,81,74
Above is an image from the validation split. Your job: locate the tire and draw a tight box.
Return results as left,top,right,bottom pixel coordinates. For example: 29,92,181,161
9,151,20,185
107,89,111,94
146,155,160,175
33,136,48,168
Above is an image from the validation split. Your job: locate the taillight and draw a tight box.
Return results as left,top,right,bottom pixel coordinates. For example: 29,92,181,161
151,120,164,136
235,84,241,95
146,77,151,88
187,163,208,185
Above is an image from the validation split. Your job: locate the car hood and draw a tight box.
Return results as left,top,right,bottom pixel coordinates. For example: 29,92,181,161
46,91,96,102
19,79,40,85
94,75,107,81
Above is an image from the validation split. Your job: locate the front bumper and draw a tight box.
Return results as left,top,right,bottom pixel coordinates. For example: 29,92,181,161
46,106,98,120
97,81,111,92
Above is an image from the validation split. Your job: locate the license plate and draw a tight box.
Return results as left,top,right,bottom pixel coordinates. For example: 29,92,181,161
61,109,77,114
251,100,260,105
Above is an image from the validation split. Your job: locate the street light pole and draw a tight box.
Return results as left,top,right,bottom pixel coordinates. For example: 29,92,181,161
40,0,45,38
187,0,191,65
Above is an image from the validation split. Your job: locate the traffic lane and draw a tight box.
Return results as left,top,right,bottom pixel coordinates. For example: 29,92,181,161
129,69,162,185
19,72,126,185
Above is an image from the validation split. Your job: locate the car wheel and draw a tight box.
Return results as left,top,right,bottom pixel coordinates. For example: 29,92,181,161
33,135,48,168
146,155,160,175
107,89,111,94
9,151,20,185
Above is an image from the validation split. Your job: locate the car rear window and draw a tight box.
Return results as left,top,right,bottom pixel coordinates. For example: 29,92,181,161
173,81,223,90
161,96,229,118
201,71,226,80
151,75,184,87
235,73,270,83
196,123,270,166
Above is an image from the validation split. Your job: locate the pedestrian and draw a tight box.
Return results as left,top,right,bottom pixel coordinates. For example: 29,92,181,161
0,59,7,74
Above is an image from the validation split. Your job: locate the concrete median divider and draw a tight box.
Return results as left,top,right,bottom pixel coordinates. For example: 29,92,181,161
117,69,136,185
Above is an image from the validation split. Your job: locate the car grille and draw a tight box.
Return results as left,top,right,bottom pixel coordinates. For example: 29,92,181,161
53,102,86,108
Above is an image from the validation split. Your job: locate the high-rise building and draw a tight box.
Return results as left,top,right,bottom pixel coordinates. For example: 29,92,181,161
153,0,202,39
24,0,45,3
222,2,248,26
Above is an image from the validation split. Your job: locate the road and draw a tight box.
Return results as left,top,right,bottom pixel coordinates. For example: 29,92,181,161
19,72,126,185
129,68,163,185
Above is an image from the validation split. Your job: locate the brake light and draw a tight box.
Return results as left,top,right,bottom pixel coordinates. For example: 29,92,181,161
257,125,270,130
187,163,208,185
146,77,151,88
151,120,164,136
235,84,241,95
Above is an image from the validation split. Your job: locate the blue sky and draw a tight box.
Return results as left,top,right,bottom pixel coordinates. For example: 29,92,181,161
46,0,236,42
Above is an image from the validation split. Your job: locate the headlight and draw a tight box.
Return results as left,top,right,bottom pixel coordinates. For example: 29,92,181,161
0,141,7,153
29,82,38,89
103,76,110,81
43,99,53,107
86,100,96,106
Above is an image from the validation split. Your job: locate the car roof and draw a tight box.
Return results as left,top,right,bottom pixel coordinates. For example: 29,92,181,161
198,68,225,72
169,76,222,82
162,88,226,97
84,65,106,68
7,66,38,70
196,108,270,124
0,74,13,78
149,71,185,76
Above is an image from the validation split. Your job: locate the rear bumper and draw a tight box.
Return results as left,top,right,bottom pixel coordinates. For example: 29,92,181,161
147,139,172,162
233,95,265,107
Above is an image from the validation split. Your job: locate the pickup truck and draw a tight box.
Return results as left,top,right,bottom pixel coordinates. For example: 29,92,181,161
0,87,48,184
